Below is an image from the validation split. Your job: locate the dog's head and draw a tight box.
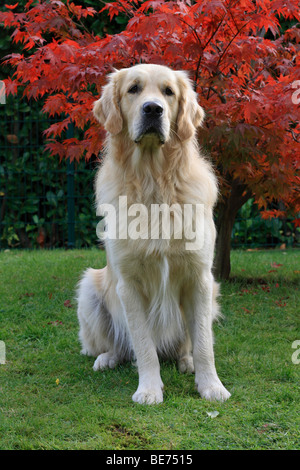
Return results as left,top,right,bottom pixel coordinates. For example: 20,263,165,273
93,64,204,146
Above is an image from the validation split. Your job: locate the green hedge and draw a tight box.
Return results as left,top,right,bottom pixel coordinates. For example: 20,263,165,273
0,97,99,249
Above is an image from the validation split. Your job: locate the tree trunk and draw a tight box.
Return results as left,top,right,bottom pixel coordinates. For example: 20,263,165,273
214,179,252,280
214,202,236,281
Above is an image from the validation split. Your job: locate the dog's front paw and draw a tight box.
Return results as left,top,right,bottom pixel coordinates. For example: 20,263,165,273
196,376,231,402
132,387,163,405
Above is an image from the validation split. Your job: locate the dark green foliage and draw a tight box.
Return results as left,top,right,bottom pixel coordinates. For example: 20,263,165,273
0,96,99,248
232,199,300,249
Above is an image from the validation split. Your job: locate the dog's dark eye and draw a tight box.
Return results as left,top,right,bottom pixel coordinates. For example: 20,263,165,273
165,87,174,96
128,84,139,94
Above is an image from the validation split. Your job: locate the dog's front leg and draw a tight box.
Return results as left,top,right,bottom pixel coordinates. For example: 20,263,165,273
183,273,231,402
117,280,164,405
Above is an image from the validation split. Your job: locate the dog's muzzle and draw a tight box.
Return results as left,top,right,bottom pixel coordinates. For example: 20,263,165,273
134,101,166,144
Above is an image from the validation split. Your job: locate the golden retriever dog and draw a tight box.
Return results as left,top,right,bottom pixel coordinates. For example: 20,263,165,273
77,63,231,404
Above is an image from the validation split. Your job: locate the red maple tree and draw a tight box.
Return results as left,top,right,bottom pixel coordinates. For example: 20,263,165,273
1,0,300,278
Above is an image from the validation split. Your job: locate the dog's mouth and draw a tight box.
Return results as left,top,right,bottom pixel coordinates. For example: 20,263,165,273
134,124,166,145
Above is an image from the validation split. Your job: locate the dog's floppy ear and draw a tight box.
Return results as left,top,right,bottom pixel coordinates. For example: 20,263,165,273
176,71,205,142
93,71,123,135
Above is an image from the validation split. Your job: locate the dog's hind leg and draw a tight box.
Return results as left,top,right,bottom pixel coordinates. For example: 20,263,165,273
178,329,194,374
93,351,120,370
77,267,112,357
177,306,194,373
77,267,130,370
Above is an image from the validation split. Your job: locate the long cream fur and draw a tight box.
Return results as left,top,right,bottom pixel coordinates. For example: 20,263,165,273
77,64,230,404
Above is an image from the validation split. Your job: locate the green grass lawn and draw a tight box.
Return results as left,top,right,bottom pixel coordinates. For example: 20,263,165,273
0,248,299,450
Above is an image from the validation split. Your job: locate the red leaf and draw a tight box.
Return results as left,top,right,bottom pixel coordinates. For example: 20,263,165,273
241,307,251,314
5,3,18,9
275,300,287,307
1,0,299,226
271,263,283,268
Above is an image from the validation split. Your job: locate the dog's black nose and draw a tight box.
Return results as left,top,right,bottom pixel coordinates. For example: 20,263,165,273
142,101,163,117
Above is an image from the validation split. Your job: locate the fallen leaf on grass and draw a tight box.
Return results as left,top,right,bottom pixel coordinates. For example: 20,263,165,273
261,284,270,292
274,296,289,308
239,288,258,296
19,292,35,298
239,288,250,295
241,307,251,314
271,262,283,268
275,301,287,307
64,299,73,308
257,423,278,434
206,411,219,418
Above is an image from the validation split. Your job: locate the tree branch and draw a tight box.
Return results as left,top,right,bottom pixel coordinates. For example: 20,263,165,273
288,128,300,143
